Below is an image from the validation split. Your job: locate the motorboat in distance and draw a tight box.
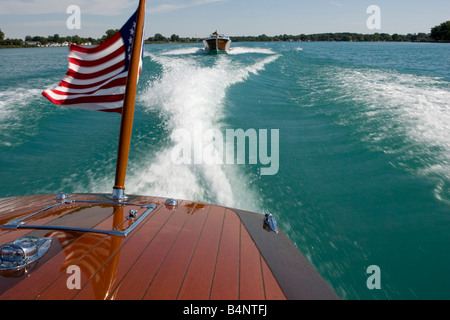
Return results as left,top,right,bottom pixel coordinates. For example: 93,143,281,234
203,31,231,53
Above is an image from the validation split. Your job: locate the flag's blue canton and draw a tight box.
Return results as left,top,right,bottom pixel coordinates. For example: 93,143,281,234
120,10,138,72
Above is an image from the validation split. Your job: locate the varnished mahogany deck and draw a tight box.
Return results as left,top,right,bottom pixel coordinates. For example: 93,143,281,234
0,194,338,300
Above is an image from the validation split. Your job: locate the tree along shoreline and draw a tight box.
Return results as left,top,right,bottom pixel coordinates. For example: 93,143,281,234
148,32,437,43
1,32,449,49
1,21,449,48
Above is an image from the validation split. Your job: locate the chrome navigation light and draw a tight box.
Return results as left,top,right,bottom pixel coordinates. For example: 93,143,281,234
165,198,178,206
264,214,279,233
54,192,70,200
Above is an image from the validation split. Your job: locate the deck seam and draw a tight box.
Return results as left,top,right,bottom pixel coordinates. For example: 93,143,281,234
259,254,266,300
231,209,285,299
207,207,226,300
175,205,212,300
141,202,199,299
73,198,163,299
104,200,175,299
37,234,110,300
237,217,242,300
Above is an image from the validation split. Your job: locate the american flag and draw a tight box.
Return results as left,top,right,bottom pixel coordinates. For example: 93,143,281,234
42,10,143,113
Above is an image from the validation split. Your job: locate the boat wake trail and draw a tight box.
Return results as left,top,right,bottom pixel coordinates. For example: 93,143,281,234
227,47,277,55
160,46,277,56
334,67,450,205
0,87,43,148
126,50,279,210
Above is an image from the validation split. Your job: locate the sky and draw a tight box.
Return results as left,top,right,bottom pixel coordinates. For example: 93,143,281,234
0,0,449,40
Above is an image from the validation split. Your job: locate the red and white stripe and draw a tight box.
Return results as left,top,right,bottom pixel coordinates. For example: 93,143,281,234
42,33,129,113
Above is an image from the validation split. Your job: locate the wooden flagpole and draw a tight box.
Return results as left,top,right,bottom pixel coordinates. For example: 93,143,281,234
112,0,146,200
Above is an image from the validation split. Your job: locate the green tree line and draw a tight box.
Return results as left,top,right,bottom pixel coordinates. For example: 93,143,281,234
24,34,99,45
144,21,450,43
146,31,441,43
1,20,449,48
0,32,100,47
0,29,120,47
232,32,432,42
431,21,450,41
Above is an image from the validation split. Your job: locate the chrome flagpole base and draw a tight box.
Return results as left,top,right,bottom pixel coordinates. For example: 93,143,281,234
110,188,129,202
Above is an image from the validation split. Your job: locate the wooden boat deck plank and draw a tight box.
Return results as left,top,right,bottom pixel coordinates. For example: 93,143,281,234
209,208,241,300
234,208,340,300
0,231,107,299
143,203,210,300
177,205,225,300
0,195,149,299
73,197,173,300
0,194,337,300
112,200,196,299
36,233,110,300
0,194,98,245
239,222,265,300
261,260,287,300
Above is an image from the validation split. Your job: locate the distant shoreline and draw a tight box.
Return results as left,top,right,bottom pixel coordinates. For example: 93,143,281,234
2,32,449,50
2,40,449,49
2,20,449,47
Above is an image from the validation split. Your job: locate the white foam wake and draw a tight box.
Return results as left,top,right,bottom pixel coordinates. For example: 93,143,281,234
0,87,43,147
127,51,279,210
335,67,450,203
160,47,205,55
227,47,277,55
158,46,277,56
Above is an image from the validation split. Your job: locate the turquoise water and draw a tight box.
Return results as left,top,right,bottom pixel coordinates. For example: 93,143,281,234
1,42,449,299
